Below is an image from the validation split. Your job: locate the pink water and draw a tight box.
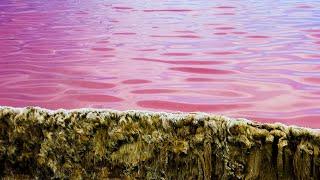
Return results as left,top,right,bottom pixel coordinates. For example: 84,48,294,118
1,1,320,128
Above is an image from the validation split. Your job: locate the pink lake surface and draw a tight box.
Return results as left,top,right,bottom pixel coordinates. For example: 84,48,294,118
1,0,320,128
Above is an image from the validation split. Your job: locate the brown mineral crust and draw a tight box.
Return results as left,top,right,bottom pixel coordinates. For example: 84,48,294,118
0,106,319,179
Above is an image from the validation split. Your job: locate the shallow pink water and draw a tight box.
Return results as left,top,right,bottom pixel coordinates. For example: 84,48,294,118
1,0,320,128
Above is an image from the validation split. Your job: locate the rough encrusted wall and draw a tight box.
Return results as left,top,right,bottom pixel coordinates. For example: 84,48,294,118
0,106,319,179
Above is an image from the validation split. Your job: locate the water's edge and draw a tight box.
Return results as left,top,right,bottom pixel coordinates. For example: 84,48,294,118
0,106,319,178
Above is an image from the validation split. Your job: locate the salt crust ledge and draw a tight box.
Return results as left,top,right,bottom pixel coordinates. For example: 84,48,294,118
0,106,319,179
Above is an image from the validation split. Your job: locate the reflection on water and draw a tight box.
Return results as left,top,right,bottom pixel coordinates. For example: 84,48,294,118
0,0,320,128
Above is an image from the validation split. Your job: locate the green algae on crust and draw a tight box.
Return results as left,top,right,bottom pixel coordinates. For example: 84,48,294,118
0,106,319,179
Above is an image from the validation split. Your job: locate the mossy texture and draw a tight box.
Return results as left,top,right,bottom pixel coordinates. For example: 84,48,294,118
0,107,319,179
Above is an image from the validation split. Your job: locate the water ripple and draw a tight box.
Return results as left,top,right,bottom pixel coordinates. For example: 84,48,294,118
0,0,320,128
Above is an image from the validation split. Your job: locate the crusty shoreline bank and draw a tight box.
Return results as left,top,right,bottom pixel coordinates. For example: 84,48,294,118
0,106,319,179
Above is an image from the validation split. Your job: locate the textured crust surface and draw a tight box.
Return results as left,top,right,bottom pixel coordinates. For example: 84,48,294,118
0,106,319,179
